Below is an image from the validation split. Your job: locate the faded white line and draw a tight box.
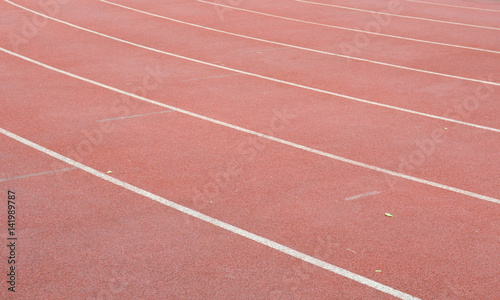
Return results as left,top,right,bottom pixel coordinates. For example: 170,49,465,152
100,0,500,85
345,191,380,200
5,1,500,133
197,0,500,55
96,110,174,122
0,127,420,300
0,167,77,183
296,0,500,30
405,0,500,13
1,47,499,205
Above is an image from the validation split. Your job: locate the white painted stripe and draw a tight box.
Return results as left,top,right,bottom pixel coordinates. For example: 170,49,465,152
405,0,500,13
197,0,500,55
0,167,76,183
296,0,500,30
0,127,420,300
5,1,500,133
96,110,174,122
100,0,500,87
1,47,499,205
345,191,380,200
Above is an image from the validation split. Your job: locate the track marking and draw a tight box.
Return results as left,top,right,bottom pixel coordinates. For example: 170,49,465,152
100,0,500,87
5,1,500,133
0,127,420,300
2,47,499,205
404,0,500,13
0,167,76,183
96,110,174,122
197,0,500,55
345,191,380,200
296,0,500,30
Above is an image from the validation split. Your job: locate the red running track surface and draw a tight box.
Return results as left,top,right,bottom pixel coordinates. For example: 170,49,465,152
0,0,499,299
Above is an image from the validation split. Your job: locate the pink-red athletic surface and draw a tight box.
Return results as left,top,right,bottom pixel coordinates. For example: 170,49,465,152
0,0,499,299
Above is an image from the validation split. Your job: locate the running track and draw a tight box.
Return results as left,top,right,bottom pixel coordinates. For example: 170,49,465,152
0,0,499,298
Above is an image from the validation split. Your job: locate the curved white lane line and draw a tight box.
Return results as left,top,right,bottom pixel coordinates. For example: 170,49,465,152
0,127,421,300
5,0,500,134
296,0,500,30
100,0,500,87
405,0,500,12
196,0,500,55
1,47,499,206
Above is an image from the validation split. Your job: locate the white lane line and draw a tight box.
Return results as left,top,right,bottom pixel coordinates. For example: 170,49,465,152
96,110,174,122
0,127,420,300
296,0,500,30
100,0,500,87
345,191,380,200
404,0,500,13
197,0,500,55
6,1,500,133
0,167,77,183
2,47,499,205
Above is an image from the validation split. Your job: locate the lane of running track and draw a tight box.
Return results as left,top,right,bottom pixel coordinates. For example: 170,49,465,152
1,0,499,299
8,0,500,90
1,4,500,300
195,0,500,51
2,49,499,299
293,0,500,28
1,135,393,299
415,0,500,12
1,1,499,199
94,0,500,87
